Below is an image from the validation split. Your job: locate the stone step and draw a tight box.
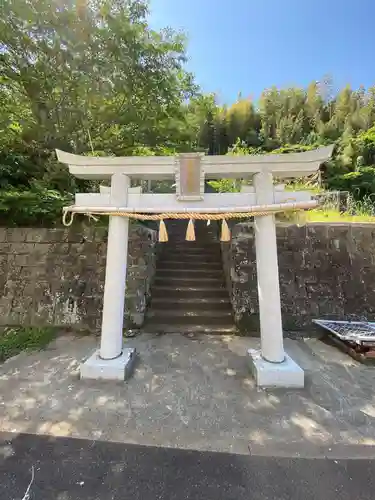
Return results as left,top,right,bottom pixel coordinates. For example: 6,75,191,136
160,254,222,262
162,239,218,245
157,260,222,270
155,269,223,279
154,276,224,287
151,297,232,311
152,285,228,299
161,243,221,252
147,219,234,335
142,324,238,335
160,252,222,263
167,231,220,237
161,238,220,244
146,309,233,326
160,252,221,260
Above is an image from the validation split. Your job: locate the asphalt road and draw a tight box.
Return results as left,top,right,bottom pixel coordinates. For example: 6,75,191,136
0,432,374,500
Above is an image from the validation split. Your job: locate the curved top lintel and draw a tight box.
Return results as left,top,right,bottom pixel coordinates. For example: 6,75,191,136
55,145,334,180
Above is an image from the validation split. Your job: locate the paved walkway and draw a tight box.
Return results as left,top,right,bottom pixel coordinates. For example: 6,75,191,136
1,333,375,458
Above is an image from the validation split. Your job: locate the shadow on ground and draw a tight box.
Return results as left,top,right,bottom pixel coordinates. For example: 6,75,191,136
1,431,375,500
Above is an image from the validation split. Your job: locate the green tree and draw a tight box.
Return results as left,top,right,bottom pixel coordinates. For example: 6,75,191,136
0,0,196,153
0,0,198,224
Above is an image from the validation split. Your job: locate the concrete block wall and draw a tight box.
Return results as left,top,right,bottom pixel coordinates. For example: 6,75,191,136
0,223,157,331
222,222,375,333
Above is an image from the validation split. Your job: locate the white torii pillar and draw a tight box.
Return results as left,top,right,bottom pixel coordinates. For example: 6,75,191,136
80,173,136,380
248,172,304,388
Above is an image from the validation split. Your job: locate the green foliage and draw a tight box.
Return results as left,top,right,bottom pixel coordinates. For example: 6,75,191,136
326,126,375,198
207,179,241,193
228,138,263,156
0,186,72,226
305,194,375,223
306,209,375,223
347,194,375,216
270,144,317,154
355,126,375,166
1,0,375,223
0,326,57,362
0,0,197,153
0,0,197,225
332,167,375,199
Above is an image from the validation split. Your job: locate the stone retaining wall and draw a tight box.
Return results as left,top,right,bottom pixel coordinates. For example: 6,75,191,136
222,222,375,333
0,223,157,331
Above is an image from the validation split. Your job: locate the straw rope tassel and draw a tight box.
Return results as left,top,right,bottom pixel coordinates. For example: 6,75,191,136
62,209,75,227
220,219,231,242
185,219,196,241
158,219,169,242
296,210,307,227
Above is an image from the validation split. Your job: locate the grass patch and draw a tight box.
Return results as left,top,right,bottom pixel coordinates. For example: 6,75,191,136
0,326,57,362
305,209,375,223
285,182,323,194
306,193,375,222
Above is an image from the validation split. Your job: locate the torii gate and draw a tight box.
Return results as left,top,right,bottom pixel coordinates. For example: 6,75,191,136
57,145,333,388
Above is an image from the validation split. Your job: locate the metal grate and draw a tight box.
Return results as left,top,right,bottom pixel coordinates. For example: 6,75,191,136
313,320,375,345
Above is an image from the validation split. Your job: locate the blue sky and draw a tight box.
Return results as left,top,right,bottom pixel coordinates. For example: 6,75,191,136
149,0,375,104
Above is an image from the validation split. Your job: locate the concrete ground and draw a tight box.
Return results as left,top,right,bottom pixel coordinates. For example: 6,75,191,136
1,333,375,458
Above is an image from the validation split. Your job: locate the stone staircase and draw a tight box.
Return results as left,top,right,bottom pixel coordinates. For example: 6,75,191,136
144,220,236,334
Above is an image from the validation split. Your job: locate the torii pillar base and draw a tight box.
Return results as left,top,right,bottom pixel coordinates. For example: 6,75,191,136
248,349,304,389
80,348,136,381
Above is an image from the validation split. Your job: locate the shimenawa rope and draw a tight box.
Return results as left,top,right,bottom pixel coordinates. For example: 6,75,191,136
62,204,310,242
